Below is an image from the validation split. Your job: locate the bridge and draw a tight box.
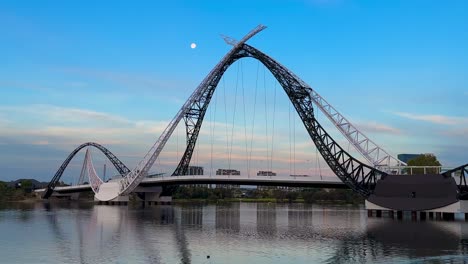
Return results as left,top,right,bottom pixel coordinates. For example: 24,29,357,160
36,175,346,194
39,25,468,216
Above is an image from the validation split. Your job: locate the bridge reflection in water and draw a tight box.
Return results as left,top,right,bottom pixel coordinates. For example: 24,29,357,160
2,203,467,263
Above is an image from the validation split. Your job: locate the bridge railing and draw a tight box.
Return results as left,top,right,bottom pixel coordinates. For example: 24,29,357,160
380,166,456,175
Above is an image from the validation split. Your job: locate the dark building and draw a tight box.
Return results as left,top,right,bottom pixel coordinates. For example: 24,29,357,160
216,169,240,175
257,171,276,176
182,166,204,188
187,166,204,175
216,169,240,189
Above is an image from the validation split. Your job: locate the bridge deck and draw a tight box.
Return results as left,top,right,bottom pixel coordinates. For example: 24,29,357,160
35,175,346,194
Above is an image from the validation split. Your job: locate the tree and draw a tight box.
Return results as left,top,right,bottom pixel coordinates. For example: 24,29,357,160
407,154,442,174
273,189,287,202
285,191,299,203
20,180,33,193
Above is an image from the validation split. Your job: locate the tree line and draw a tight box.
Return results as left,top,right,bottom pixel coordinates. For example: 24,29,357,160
173,185,363,204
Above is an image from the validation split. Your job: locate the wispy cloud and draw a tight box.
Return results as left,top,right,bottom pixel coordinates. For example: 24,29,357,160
0,104,132,126
0,81,54,92
356,121,402,135
0,104,171,151
59,67,189,92
442,128,468,138
394,112,468,125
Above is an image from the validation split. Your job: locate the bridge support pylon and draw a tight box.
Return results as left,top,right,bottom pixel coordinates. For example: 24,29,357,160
134,186,172,205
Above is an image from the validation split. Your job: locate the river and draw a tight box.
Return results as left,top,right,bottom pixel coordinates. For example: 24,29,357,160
1,202,467,263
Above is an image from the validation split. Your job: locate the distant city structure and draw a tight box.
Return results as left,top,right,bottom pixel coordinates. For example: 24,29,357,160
216,169,240,189
257,171,276,176
187,166,204,175
216,169,240,175
257,171,277,190
184,166,204,187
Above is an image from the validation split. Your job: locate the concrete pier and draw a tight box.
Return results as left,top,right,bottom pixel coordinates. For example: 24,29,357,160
376,210,382,217
411,211,417,221
365,200,468,221
420,212,427,220
397,211,403,219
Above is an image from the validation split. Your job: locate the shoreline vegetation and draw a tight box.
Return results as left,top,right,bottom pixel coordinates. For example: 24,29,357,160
0,180,39,202
1,180,363,204
171,186,363,204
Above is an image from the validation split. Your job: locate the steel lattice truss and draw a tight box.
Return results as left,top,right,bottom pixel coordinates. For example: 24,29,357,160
307,90,406,168
443,163,468,199
42,142,130,199
172,43,387,197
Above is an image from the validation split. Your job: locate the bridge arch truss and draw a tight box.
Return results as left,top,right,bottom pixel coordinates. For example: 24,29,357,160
42,142,130,198
171,43,388,197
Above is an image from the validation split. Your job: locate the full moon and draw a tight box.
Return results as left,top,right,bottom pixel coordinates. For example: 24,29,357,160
190,43,197,49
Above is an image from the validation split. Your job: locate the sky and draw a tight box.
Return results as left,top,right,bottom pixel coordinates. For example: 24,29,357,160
0,0,467,182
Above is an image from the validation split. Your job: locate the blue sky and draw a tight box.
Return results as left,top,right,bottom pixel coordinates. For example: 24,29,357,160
1,0,467,182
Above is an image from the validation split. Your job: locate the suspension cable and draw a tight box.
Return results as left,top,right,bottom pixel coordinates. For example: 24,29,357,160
210,76,219,177
222,76,229,170
228,62,240,170
289,102,292,176
176,118,179,161
248,61,260,177
263,66,269,172
293,103,296,176
241,60,249,177
270,81,277,173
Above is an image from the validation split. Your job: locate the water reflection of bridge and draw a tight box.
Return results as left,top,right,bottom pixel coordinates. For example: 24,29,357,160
33,203,468,263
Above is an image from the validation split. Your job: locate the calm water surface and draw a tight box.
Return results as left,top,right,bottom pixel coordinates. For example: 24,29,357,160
1,202,468,264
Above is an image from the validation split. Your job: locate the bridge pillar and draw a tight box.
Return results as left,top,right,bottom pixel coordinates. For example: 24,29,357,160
442,212,455,221
376,210,382,217
419,212,427,220
397,211,403,219
388,210,394,218
436,212,442,220
70,193,80,200
134,186,172,205
94,195,129,205
429,212,434,219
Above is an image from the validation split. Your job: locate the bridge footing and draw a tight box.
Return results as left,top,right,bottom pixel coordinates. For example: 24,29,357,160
94,195,129,206
366,200,468,221
134,186,172,205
